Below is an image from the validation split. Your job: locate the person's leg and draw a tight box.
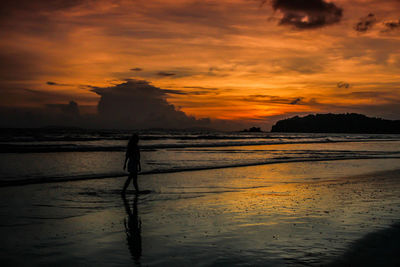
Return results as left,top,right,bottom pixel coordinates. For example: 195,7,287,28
122,174,133,194
132,172,139,193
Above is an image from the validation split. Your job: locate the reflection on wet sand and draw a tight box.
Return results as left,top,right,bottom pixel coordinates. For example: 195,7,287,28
122,194,142,265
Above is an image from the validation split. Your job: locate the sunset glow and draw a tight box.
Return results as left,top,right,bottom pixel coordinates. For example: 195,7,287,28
1,0,400,129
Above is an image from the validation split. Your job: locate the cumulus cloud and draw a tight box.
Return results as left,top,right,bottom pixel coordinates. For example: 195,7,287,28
270,0,343,29
90,79,210,129
337,81,350,88
0,79,245,130
354,13,377,32
0,80,212,129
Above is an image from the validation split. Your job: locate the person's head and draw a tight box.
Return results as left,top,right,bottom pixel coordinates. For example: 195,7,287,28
128,133,139,148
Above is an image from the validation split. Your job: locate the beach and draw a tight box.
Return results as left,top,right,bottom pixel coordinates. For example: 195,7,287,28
3,0,400,265
1,158,400,266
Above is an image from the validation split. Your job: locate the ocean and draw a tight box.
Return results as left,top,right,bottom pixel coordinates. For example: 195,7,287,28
1,129,400,265
1,129,400,186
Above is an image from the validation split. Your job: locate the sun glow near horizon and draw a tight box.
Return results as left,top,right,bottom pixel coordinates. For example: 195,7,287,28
1,0,400,129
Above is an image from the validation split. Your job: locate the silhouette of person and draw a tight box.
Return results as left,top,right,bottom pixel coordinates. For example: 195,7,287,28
123,133,141,194
122,194,142,264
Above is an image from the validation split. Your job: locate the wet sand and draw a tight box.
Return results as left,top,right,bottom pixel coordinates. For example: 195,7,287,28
1,159,400,266
328,223,400,266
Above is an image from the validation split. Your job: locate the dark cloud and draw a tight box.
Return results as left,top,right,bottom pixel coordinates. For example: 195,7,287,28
337,81,350,89
90,80,211,129
290,98,302,105
244,95,305,105
160,89,188,95
161,87,220,96
354,13,377,32
157,72,176,77
270,0,343,29
383,19,400,32
183,86,219,90
2,80,400,130
46,81,71,86
130,68,143,72
46,100,80,117
0,80,216,129
162,87,219,95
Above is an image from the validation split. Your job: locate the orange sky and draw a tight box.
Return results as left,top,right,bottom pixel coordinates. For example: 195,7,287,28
1,0,400,129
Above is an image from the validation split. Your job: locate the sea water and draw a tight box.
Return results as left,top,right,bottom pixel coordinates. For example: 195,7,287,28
1,129,400,265
1,129,400,185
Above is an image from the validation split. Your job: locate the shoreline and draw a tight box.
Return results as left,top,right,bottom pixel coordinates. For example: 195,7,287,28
3,138,400,153
2,156,400,187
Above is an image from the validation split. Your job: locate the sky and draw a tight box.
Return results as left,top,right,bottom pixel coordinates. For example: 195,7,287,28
1,0,400,130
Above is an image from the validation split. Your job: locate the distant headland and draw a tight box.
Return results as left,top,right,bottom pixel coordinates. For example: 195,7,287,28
241,127,262,133
271,113,400,133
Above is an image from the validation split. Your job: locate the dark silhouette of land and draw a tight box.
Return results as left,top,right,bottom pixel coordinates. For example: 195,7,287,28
271,113,400,133
241,127,262,132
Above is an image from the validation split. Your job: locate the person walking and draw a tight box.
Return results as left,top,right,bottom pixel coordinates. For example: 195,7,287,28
123,133,141,194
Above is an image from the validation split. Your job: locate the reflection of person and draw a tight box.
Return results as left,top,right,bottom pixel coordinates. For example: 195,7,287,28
123,134,141,194
122,194,142,264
